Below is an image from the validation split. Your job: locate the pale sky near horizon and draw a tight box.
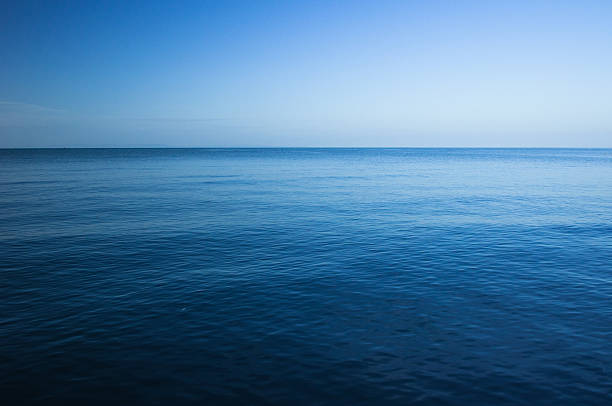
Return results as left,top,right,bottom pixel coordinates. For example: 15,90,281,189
1,1,612,147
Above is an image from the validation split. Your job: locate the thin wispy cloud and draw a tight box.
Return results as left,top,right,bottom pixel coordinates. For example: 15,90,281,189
126,117,228,122
0,101,66,114
0,101,70,127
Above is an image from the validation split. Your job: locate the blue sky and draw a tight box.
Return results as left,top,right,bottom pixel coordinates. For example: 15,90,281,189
1,0,611,147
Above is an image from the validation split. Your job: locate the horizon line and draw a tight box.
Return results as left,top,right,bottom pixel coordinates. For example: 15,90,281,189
2,146,612,150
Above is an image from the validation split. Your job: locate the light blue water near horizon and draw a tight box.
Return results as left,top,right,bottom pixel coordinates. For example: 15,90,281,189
1,148,611,405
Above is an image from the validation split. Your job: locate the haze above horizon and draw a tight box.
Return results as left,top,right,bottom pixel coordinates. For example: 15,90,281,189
2,1,612,148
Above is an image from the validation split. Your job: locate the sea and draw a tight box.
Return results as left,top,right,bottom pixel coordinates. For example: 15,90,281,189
1,148,611,405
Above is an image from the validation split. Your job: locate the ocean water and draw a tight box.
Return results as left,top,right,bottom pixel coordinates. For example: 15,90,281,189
1,148,611,405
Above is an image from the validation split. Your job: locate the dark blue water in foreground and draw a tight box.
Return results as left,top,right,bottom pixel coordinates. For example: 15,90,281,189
1,148,611,405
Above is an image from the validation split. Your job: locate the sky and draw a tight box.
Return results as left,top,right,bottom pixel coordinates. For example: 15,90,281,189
1,0,612,147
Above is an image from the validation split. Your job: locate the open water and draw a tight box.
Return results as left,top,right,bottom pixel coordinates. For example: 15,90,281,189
1,148,611,405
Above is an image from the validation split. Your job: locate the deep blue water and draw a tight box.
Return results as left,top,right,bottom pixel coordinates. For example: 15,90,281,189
1,148,611,405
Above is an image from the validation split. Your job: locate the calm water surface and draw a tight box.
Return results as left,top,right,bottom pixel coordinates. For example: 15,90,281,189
1,148,611,405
